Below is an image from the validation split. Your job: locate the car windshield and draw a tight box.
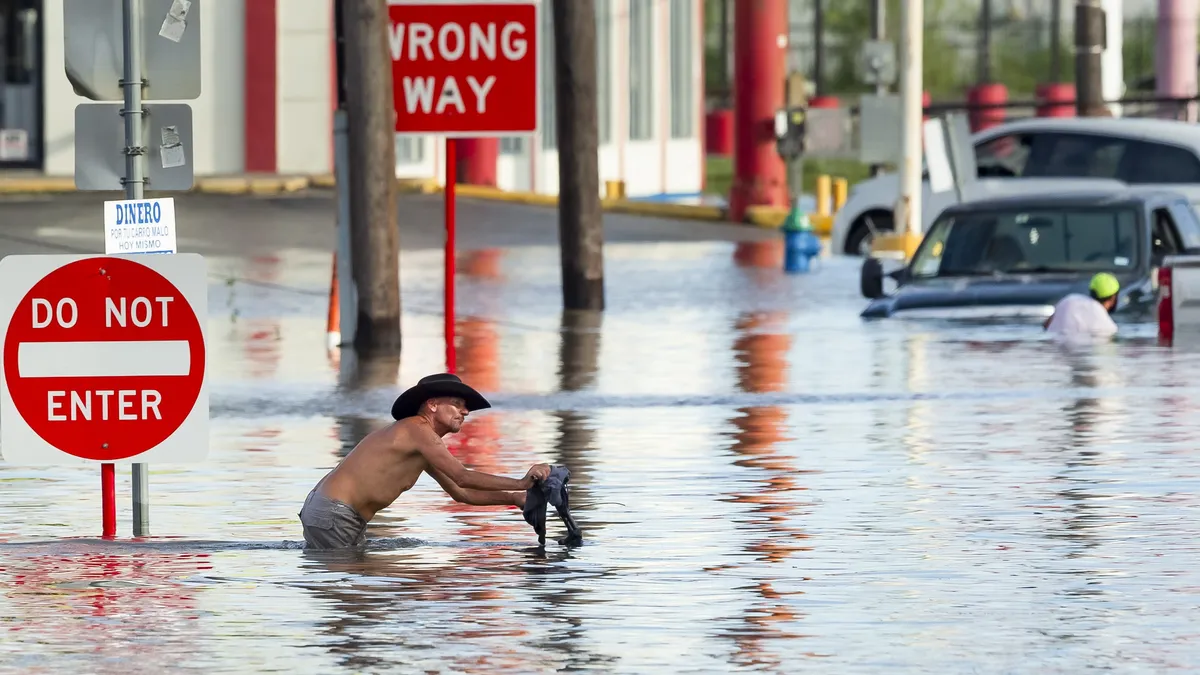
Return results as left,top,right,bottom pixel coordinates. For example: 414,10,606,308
909,206,1141,278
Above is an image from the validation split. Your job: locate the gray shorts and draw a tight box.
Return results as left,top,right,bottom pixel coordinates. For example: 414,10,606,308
298,488,368,550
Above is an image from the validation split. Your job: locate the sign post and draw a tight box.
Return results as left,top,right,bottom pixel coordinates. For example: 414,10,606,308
0,254,209,535
444,140,457,372
387,1,540,373
65,0,202,536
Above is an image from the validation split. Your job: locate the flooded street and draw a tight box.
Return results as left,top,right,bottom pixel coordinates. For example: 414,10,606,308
1,193,1199,673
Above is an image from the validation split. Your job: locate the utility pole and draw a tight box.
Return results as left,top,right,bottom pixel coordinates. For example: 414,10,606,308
813,0,824,95
719,0,730,100
1156,0,1199,121
896,0,924,258
871,0,885,90
978,0,992,83
869,0,886,177
1050,0,1062,82
551,0,605,311
1074,0,1106,116
340,0,402,352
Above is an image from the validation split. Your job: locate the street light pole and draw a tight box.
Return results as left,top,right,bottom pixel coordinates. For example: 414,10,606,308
895,0,924,258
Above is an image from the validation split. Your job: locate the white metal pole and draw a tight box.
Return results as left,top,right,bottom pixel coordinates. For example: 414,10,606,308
896,0,924,244
123,0,151,536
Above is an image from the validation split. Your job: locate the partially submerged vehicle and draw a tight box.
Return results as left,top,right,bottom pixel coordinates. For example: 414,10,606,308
859,189,1200,320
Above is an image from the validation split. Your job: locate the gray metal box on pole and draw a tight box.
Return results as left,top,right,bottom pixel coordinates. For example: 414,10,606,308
64,0,202,101
74,103,194,191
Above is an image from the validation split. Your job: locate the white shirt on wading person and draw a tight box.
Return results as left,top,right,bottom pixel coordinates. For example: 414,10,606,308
1043,273,1120,341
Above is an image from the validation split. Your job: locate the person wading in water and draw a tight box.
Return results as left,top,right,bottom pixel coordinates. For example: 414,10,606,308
298,373,550,549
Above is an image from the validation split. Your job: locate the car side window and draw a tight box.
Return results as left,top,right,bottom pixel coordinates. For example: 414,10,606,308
974,134,1033,178
1151,207,1184,265
1166,200,1200,250
1026,133,1130,179
1122,141,1200,184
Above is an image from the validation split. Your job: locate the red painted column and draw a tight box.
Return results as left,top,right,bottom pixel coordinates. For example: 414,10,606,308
1036,83,1076,117
455,139,499,186
244,0,278,173
729,0,788,222
967,83,1008,132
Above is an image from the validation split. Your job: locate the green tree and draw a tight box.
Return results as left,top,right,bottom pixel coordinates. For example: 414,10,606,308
823,0,974,100
990,19,1074,97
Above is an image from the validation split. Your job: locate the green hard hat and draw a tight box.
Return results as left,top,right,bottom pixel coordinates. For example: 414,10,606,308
1089,272,1120,299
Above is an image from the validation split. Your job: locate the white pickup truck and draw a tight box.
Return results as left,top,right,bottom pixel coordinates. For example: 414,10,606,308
831,117,1200,256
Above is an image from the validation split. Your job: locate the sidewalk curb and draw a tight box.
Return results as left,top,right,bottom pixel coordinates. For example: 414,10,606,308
195,176,311,195
447,184,727,223
744,206,833,236
0,175,315,196
0,177,77,193
0,174,829,233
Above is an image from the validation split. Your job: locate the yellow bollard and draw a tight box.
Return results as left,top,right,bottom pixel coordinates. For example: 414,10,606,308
833,177,848,212
816,175,832,216
605,180,626,200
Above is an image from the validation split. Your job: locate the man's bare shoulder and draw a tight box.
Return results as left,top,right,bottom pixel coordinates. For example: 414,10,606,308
388,416,444,454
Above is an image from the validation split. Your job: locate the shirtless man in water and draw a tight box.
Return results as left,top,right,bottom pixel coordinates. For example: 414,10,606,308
299,373,551,549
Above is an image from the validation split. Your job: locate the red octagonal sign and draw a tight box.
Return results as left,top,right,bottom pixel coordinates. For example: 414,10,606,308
0,254,208,464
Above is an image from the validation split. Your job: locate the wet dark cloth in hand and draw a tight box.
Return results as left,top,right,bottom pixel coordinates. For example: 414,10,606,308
522,465,583,546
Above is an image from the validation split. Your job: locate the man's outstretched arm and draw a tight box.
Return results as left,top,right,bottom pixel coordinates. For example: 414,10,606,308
425,466,525,507
414,424,550,491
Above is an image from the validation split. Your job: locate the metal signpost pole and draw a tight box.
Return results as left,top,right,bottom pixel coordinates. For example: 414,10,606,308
67,0,202,539
445,139,456,374
122,0,151,536
388,0,537,365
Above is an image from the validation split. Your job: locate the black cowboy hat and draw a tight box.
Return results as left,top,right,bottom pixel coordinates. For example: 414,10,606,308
390,373,491,420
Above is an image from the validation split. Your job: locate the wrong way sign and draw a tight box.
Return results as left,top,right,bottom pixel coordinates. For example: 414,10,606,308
389,1,539,135
0,254,208,465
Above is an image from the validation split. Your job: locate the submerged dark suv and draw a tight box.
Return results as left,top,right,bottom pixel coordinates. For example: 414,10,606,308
859,188,1200,320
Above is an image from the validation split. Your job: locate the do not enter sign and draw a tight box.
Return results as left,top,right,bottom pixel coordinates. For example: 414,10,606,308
0,254,208,464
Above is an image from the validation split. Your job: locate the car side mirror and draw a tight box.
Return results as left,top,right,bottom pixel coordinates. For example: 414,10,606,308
861,257,886,299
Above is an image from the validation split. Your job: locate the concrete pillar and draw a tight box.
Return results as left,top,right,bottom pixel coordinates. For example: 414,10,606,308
729,0,788,222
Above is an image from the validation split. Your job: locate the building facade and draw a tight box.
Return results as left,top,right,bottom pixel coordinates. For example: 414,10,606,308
0,0,703,200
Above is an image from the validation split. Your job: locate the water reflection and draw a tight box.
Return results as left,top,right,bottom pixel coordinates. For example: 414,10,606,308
445,313,526,545
1053,346,1127,561
1059,344,1127,452
0,550,211,670
554,310,601,512
901,333,935,459
732,240,784,270
461,248,505,281
241,255,284,380
715,311,812,671
337,350,401,393
297,548,546,673
332,351,398,457
493,309,616,669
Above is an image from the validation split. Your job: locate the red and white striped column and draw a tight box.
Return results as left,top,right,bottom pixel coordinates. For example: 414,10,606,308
243,0,334,176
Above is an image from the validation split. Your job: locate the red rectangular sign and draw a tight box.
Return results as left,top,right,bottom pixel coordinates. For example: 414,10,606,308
388,1,539,136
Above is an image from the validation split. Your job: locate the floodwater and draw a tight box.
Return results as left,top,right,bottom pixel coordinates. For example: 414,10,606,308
2,220,1200,673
